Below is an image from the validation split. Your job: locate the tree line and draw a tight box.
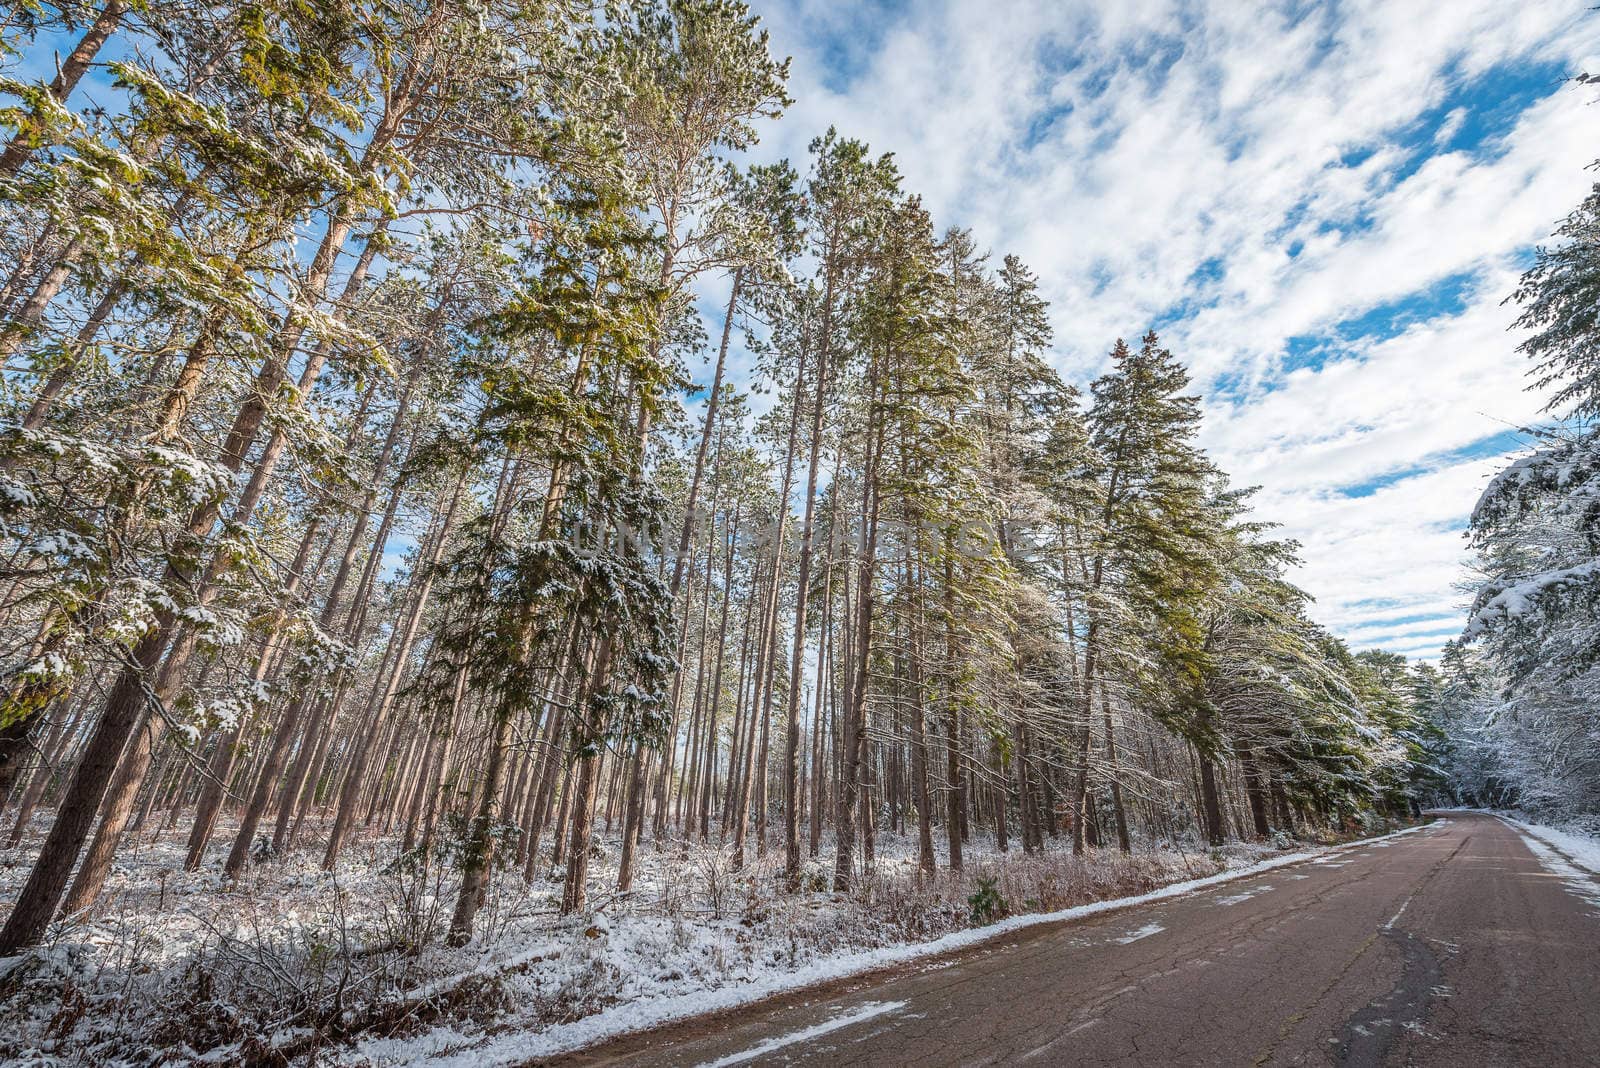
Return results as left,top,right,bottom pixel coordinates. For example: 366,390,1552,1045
0,0,1436,955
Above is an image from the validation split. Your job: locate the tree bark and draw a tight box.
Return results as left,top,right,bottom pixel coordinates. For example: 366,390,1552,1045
0,0,128,178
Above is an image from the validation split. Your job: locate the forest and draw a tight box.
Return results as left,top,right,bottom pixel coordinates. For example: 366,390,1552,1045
0,0,1595,1063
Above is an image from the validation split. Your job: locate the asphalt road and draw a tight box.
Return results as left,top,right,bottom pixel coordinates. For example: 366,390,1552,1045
559,813,1600,1067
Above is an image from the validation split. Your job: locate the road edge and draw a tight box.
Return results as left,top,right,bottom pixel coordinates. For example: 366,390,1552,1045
1487,813,1600,875
403,820,1442,1066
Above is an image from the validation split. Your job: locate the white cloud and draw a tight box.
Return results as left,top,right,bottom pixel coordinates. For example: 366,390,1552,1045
1434,107,1469,146
729,0,1600,658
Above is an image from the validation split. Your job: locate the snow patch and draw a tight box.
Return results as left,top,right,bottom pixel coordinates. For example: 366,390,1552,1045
1214,886,1271,906
1112,923,1164,944
699,1000,907,1067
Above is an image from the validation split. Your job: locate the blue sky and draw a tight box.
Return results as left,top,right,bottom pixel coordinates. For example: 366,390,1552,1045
699,0,1600,660
15,2,1591,660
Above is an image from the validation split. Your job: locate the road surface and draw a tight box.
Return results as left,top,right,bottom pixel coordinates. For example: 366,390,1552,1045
559,813,1600,1066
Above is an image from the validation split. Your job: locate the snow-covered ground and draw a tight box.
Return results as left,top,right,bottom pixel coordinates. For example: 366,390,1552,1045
0,812,1441,1066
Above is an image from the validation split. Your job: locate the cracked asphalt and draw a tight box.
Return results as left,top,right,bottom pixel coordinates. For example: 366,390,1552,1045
553,813,1600,1066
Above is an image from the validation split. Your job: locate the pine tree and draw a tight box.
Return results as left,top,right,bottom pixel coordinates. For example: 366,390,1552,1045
1075,331,1219,848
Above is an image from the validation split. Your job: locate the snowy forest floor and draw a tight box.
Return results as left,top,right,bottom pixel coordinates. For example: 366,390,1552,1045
4,811,1571,1066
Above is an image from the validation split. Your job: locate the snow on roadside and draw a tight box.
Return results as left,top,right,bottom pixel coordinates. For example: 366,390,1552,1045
1496,815,1600,875
1495,812,1600,912
374,822,1441,1067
